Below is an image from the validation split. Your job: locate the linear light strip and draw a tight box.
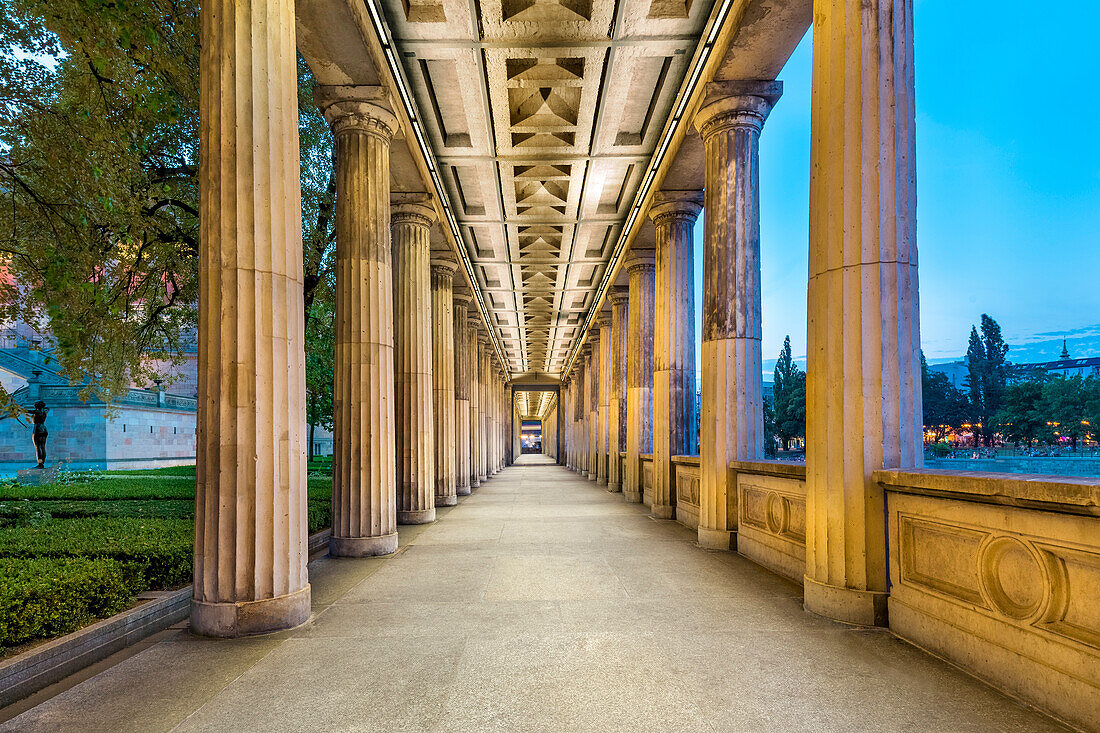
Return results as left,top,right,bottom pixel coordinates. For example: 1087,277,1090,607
560,0,735,380
364,0,511,379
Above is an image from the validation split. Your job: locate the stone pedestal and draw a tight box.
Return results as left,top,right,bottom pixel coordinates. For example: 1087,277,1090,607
624,251,655,503
804,0,922,626
392,199,436,525
317,88,401,559
650,192,701,519
596,311,612,487
694,82,781,551
193,0,311,636
431,259,458,507
607,287,629,493
453,291,473,496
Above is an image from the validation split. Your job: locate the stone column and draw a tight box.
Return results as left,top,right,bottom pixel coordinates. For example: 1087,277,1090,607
575,357,587,476
468,315,482,489
317,90,400,559
608,287,629,492
694,82,781,550
194,0,311,636
564,378,574,469
584,341,597,480
624,251,654,503
431,259,458,507
392,199,436,525
453,290,473,496
596,310,612,487
804,0,921,627
650,192,700,519
477,334,490,483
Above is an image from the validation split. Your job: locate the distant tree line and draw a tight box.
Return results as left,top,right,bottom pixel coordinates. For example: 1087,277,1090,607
921,313,1099,450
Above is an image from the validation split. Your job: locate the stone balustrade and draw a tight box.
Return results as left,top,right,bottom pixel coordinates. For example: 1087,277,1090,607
731,461,807,583
875,469,1099,730
670,456,701,529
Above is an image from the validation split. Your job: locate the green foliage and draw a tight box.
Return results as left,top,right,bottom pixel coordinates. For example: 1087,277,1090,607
307,501,331,535
0,2,334,409
102,465,195,477
0,557,138,646
771,336,806,451
0,516,193,587
0,499,194,520
921,351,971,440
965,315,1009,446
0,478,194,501
929,442,952,457
994,374,1100,449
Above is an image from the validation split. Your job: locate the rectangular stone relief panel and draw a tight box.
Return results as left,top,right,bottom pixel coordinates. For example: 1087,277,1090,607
897,515,986,607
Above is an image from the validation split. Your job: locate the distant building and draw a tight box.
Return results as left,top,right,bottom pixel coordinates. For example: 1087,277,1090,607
928,341,1100,387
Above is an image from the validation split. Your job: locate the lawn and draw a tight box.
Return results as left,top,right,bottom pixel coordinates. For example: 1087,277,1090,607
0,466,333,650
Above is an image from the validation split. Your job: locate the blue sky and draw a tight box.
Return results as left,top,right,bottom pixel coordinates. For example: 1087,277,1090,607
693,0,1100,371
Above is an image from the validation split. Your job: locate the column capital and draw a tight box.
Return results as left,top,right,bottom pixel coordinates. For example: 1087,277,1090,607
587,328,601,348
467,308,483,329
609,285,630,306
596,308,613,329
392,193,436,228
476,331,489,348
315,85,399,141
452,287,473,307
694,80,782,141
430,257,458,278
625,248,656,274
648,190,702,226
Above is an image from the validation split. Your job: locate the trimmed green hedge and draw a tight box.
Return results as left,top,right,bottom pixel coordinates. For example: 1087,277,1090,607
0,479,194,501
102,465,196,477
0,499,194,521
0,557,139,646
0,517,193,588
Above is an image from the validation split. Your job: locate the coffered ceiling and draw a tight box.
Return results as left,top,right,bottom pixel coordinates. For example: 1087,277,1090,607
378,0,715,377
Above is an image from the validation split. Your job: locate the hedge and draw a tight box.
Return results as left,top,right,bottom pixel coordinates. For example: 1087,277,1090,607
102,465,196,477
0,476,332,503
0,499,195,521
0,517,194,588
0,557,139,647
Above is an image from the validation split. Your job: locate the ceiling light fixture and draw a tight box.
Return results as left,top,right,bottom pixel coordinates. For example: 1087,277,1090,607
363,0,510,379
560,0,735,380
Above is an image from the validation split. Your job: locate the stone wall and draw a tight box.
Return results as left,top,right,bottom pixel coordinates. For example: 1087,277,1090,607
733,461,807,584
876,469,1099,730
672,456,700,529
641,455,654,507
925,457,1100,479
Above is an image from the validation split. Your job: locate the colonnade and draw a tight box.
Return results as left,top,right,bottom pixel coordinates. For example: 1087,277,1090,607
192,61,510,634
563,0,921,628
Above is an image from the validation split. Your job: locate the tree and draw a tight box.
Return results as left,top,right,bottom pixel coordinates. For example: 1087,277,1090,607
993,374,1047,447
772,336,806,452
0,0,334,410
964,314,1009,446
1041,376,1090,451
921,352,970,442
305,277,335,462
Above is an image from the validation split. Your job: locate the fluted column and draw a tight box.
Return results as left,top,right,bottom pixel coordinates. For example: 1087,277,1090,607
392,199,436,525
193,0,311,636
453,290,472,496
468,315,482,489
804,0,921,626
596,311,612,486
431,259,458,507
317,90,400,560
650,192,700,519
695,82,781,550
477,334,490,483
608,287,629,492
575,357,587,475
624,251,654,503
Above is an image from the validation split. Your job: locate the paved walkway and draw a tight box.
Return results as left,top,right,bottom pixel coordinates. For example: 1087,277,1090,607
1,455,1066,732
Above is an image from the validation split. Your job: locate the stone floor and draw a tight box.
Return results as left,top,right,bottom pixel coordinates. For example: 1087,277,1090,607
0,455,1068,732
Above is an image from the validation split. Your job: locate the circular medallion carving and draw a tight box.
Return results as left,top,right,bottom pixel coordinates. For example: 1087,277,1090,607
978,536,1049,621
765,492,788,535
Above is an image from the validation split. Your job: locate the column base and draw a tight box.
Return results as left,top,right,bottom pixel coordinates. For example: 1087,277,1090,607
803,575,889,627
697,527,735,551
606,481,621,493
436,494,458,507
623,490,641,503
457,485,472,496
471,479,481,488
330,532,398,557
596,477,608,486
651,504,675,520
398,508,436,524
191,584,311,638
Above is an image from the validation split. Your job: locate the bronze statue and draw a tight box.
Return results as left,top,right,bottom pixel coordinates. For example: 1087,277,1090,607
31,400,48,469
